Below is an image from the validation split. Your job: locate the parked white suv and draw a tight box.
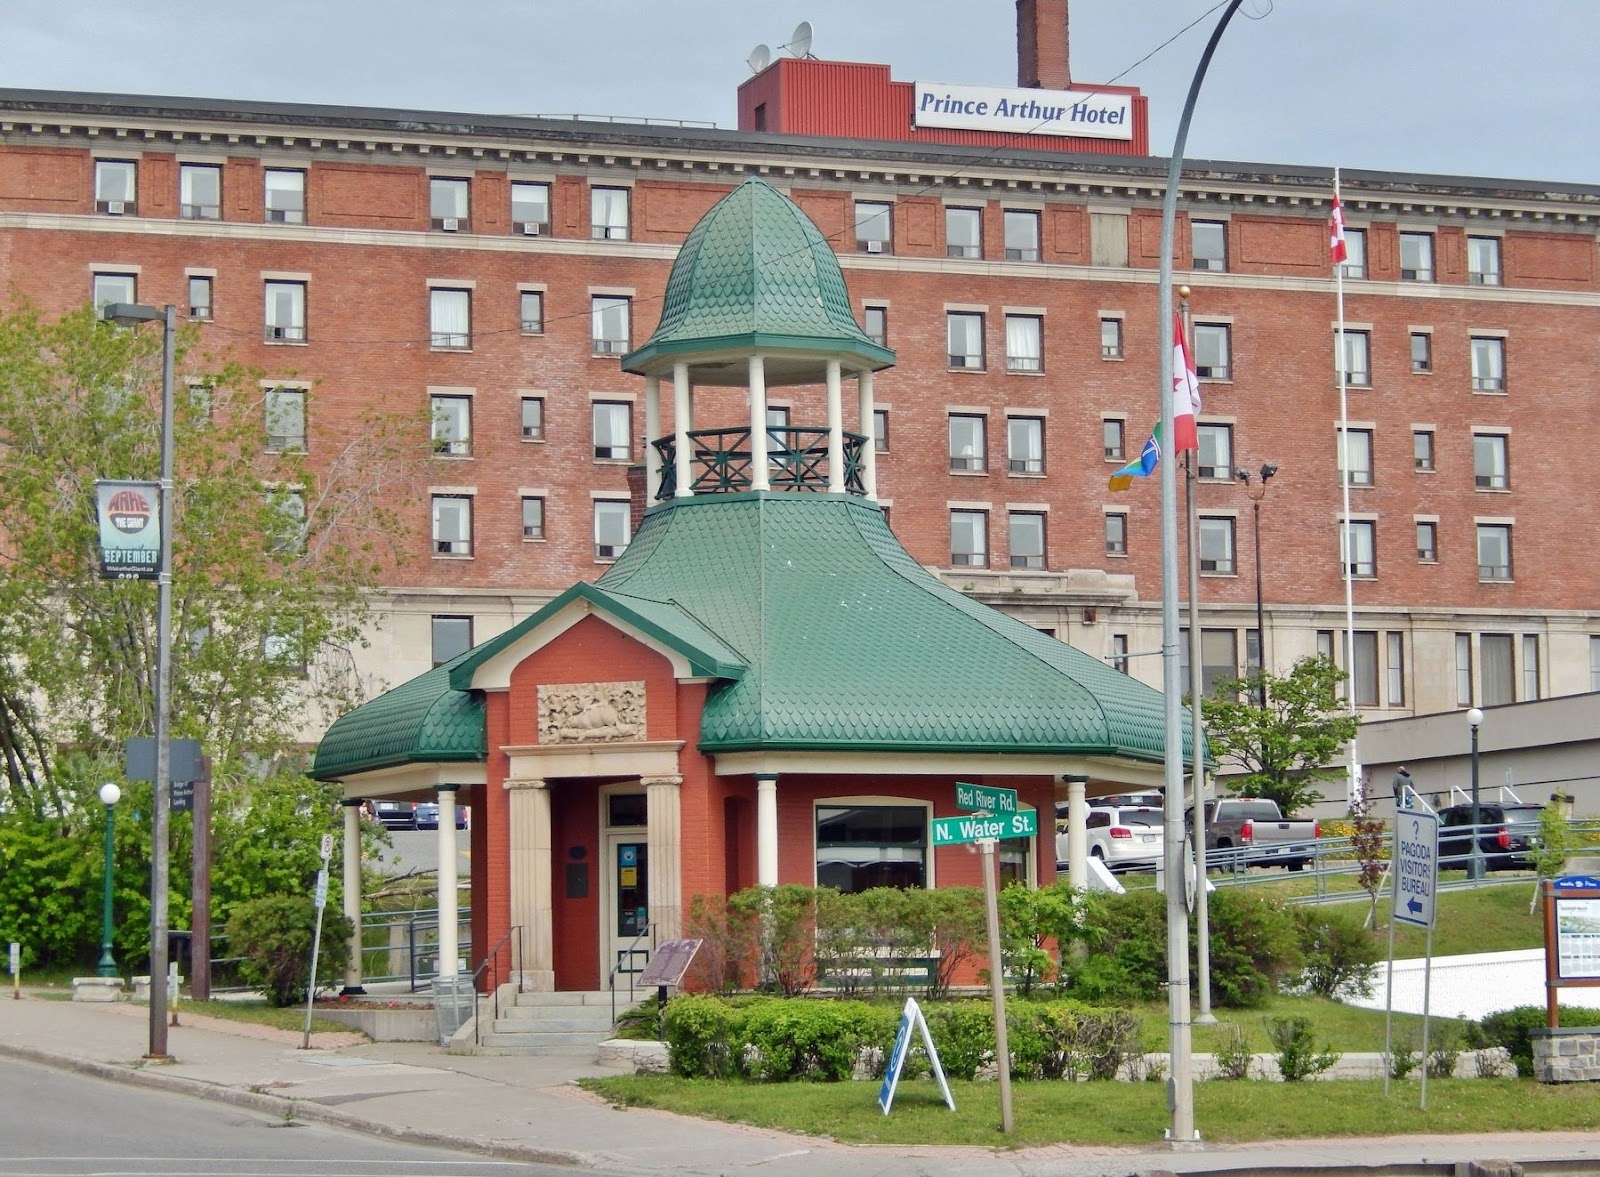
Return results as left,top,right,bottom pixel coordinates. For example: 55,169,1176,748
1055,805,1164,872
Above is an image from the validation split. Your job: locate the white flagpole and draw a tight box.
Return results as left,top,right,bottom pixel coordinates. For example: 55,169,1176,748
1334,167,1362,806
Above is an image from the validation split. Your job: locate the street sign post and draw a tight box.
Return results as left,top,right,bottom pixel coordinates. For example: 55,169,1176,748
302,834,337,1049
955,782,1017,814
1385,806,1440,1109
931,810,1037,846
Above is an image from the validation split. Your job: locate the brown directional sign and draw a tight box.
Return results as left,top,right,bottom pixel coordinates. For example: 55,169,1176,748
638,938,702,988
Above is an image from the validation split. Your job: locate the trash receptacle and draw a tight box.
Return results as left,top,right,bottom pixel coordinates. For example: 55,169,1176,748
431,972,475,1045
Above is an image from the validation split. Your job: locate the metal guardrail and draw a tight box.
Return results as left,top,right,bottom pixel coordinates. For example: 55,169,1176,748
609,923,656,1026
207,907,473,994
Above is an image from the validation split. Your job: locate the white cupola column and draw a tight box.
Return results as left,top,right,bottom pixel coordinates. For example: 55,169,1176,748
756,775,779,887
435,785,460,979
858,369,878,501
825,359,844,493
644,374,661,503
672,362,692,498
748,355,771,491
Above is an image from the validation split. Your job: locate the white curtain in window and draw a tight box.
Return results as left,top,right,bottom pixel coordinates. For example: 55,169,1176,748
431,180,468,220
1008,418,1041,463
1481,634,1514,706
595,501,630,550
1472,339,1504,381
1006,317,1041,365
93,274,135,307
594,189,629,232
433,498,470,544
266,390,305,447
431,290,470,341
266,283,304,329
948,315,981,360
512,183,549,223
265,170,304,211
181,167,219,209
593,298,629,346
96,163,135,202
594,403,629,451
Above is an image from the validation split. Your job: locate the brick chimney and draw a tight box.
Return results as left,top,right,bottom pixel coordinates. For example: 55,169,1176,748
1016,0,1070,90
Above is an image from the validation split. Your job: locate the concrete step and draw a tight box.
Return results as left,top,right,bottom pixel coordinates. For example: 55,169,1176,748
509,989,614,1009
493,1012,615,1033
481,1026,614,1050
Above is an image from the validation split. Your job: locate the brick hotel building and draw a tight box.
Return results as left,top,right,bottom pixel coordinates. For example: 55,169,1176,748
2,0,1597,772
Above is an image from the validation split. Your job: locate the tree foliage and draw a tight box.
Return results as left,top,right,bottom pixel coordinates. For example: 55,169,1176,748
1201,656,1360,815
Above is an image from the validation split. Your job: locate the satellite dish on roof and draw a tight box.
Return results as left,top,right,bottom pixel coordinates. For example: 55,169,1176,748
784,20,813,58
747,43,772,74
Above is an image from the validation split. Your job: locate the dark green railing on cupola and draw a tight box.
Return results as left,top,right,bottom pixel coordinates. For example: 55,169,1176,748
652,426,866,500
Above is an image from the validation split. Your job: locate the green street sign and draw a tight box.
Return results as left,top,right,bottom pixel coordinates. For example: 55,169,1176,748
931,810,1038,846
954,781,1017,814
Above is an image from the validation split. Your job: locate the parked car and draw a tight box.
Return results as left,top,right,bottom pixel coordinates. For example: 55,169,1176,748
1438,802,1543,872
1055,805,1164,872
372,801,417,830
1191,797,1320,870
415,802,468,831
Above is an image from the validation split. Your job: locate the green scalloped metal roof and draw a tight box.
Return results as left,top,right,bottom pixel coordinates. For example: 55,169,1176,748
311,657,486,781
621,177,894,374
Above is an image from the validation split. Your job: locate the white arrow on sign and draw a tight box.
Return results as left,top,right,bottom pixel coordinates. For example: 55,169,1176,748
1391,808,1439,929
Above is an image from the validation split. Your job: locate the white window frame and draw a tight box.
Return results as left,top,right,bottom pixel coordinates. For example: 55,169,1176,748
1341,519,1377,578
1198,516,1236,574
592,400,632,462
264,386,307,452
511,181,551,235
179,163,221,221
591,296,631,355
1003,314,1043,373
949,509,988,567
431,494,474,557
430,177,470,231
1006,415,1044,474
948,414,987,473
1004,209,1040,262
593,498,631,561
945,206,982,259
429,288,472,350
591,186,630,240
263,280,306,343
264,168,306,224
1193,323,1231,380
1474,432,1509,491
1007,510,1046,570
430,394,472,456
94,159,137,214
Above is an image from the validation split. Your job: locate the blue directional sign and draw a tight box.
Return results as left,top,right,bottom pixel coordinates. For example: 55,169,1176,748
1392,808,1439,929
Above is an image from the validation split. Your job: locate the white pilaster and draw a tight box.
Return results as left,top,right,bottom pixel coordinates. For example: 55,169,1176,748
858,369,877,501
644,775,683,942
435,787,461,979
1066,775,1089,892
341,800,364,993
749,355,770,491
673,362,692,498
756,775,779,887
825,358,844,493
644,373,661,503
508,779,554,990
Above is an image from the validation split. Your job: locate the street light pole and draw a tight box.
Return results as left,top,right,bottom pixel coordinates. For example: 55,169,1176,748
96,783,122,978
1234,463,1277,705
1467,707,1485,880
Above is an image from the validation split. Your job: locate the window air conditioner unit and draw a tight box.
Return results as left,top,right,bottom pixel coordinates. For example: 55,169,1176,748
1108,541,1126,555
865,240,885,254
267,208,289,223
103,200,125,215
268,325,288,340
440,217,460,232
522,222,541,236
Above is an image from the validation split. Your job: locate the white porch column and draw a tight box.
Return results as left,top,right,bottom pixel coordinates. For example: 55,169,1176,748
644,775,683,942
435,786,461,978
644,373,661,503
340,800,365,994
857,369,877,501
673,362,692,498
748,355,770,491
1065,774,1089,892
508,778,555,990
756,775,779,887
825,358,844,493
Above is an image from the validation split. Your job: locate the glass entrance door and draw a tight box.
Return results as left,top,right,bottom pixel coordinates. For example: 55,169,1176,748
604,835,650,982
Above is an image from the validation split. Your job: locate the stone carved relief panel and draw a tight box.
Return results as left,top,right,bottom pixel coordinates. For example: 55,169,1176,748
538,681,646,743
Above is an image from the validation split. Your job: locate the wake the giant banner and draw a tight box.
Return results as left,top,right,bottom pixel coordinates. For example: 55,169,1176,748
95,479,161,580
912,81,1133,140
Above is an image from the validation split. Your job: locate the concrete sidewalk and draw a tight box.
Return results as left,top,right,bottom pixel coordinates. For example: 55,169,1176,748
2,990,1598,1177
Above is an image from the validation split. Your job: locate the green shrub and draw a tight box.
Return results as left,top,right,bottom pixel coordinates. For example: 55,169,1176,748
1473,1005,1548,1078
905,886,985,1000
224,893,352,1007
1205,890,1302,1008
1072,889,1166,1003
924,1001,994,1081
997,881,1090,997
1291,906,1379,998
685,893,758,995
741,999,887,1081
662,993,754,1078
729,885,817,996
1267,1016,1340,1081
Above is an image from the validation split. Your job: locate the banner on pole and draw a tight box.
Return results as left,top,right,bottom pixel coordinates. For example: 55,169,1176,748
95,480,161,580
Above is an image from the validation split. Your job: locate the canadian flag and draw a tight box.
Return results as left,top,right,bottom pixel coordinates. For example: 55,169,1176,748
1330,194,1348,264
1173,313,1200,453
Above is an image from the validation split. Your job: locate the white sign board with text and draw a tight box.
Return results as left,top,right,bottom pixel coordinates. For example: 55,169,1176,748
1392,809,1439,929
912,81,1133,140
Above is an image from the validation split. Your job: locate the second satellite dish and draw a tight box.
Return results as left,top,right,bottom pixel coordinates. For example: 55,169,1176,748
747,43,772,74
785,20,813,58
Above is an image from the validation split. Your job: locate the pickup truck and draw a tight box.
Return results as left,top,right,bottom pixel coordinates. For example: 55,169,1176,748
1190,797,1320,871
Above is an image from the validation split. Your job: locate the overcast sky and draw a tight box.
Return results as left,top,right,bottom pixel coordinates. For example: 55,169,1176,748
2,1,1592,185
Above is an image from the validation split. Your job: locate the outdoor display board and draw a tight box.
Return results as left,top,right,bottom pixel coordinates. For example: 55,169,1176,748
1544,876,1600,1026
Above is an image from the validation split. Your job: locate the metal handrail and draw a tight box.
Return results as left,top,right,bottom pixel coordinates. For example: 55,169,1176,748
471,925,523,1047
608,922,656,1026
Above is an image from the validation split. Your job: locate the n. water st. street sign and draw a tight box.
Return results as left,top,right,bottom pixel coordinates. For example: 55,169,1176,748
931,810,1038,846
955,782,1017,814
1392,808,1439,929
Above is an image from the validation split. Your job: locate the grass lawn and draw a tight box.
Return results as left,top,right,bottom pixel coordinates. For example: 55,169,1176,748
579,1075,1600,1147
1128,995,1463,1054
168,998,355,1035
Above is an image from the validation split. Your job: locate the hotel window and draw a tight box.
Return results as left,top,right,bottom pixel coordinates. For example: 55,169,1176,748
590,186,630,240
1008,511,1046,570
187,276,213,321
1090,212,1128,267
1178,629,1239,697
511,181,551,236
947,312,984,370
263,280,306,342
591,296,631,355
1004,209,1040,261
1105,511,1127,556
1399,231,1434,282
521,495,546,541
855,200,892,254
1100,316,1123,359
1246,628,1261,676
1112,634,1130,674
1338,427,1374,487
1413,429,1435,471
1523,634,1541,701
1410,332,1432,374
999,835,1033,887
1351,631,1379,707
1197,516,1235,574
1590,636,1600,692
264,169,305,224
431,616,472,668
93,272,136,310
1197,423,1233,480
1455,633,1473,706
1004,315,1042,372
948,414,986,472
1338,329,1371,386
429,288,471,350
94,159,137,215
1416,520,1438,562
1190,220,1228,271
1341,519,1376,578
430,394,471,456
430,177,470,232
950,509,988,567
268,490,306,555
945,206,982,258
179,164,221,220
520,291,544,334
1477,523,1512,581
1103,418,1126,461
1468,236,1502,286
1474,433,1509,490
1193,323,1231,380
1386,632,1405,706
765,405,790,458
1471,337,1506,392
520,396,545,441
1340,228,1367,279
594,499,631,560
431,495,473,556
592,401,632,461
815,804,927,893
1007,415,1044,474
872,408,889,453
264,387,306,451
864,305,887,347
1481,633,1514,706
1317,630,1335,663
188,383,214,421
263,625,305,674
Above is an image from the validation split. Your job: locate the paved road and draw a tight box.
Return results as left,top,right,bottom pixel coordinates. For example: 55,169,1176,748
0,1055,583,1177
374,829,470,878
